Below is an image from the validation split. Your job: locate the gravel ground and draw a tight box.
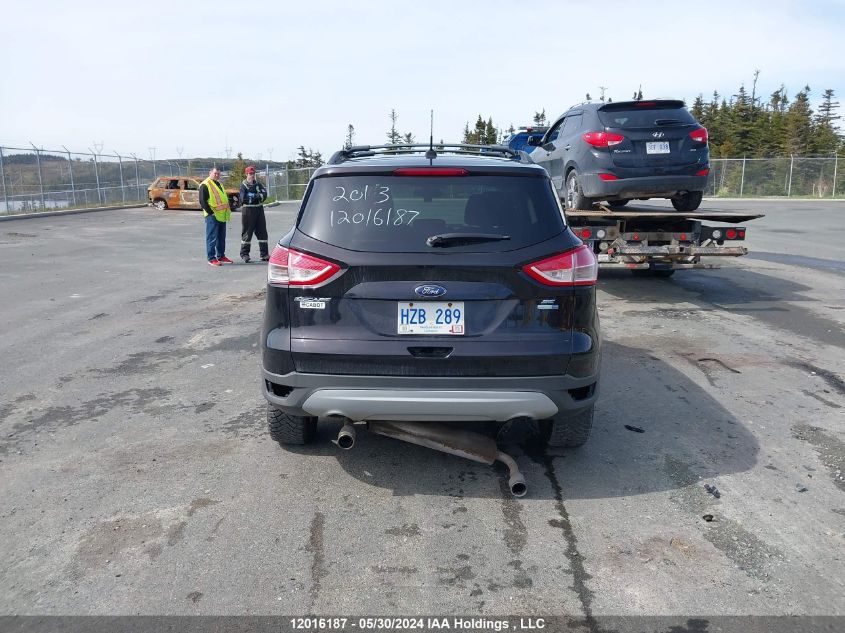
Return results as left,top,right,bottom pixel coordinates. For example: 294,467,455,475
0,199,842,617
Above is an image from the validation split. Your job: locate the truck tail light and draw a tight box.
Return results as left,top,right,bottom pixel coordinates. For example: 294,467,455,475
582,132,625,148
690,127,708,144
522,245,598,286
268,245,343,287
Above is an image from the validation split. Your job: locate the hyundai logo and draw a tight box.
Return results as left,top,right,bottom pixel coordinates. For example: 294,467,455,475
652,131,665,138
415,284,447,297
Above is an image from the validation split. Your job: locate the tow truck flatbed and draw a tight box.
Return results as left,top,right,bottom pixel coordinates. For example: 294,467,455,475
564,206,766,274
567,209,765,224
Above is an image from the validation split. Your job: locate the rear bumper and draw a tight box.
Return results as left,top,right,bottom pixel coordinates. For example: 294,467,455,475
581,174,707,200
262,369,599,421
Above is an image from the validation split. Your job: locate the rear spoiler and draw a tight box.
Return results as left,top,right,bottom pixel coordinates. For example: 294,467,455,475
599,100,685,111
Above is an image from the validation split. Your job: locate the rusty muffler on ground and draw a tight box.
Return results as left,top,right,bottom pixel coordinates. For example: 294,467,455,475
366,420,527,497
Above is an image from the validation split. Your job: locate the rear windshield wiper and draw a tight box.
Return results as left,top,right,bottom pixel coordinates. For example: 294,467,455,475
426,233,511,248
654,118,684,125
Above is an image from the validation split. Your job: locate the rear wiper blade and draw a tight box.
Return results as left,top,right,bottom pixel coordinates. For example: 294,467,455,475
654,118,684,125
426,233,511,248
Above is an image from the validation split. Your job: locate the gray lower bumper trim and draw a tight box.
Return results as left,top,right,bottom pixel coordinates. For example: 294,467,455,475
301,389,558,422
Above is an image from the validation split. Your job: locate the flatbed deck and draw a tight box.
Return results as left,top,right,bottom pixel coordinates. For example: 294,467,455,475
567,209,765,224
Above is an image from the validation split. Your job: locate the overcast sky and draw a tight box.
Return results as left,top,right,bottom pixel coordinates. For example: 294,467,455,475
1,0,843,161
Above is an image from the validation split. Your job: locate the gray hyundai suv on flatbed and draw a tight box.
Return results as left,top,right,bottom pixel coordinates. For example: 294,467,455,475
260,144,601,451
530,100,710,211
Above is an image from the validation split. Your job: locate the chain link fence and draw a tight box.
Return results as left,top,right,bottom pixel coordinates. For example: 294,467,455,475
708,156,843,198
0,144,318,216
3,145,842,216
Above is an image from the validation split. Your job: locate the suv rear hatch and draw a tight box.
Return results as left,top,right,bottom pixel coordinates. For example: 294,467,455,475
596,100,707,173
270,168,593,377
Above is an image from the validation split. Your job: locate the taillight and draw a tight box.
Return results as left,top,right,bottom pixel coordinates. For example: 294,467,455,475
393,168,469,176
582,132,625,148
695,168,710,177
598,173,619,181
522,245,598,287
578,228,592,239
690,127,708,144
267,245,343,287
726,229,737,240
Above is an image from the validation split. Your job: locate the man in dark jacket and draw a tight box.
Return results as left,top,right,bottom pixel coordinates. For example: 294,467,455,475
239,166,269,263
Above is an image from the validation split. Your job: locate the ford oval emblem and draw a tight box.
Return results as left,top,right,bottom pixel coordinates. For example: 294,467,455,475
415,284,447,298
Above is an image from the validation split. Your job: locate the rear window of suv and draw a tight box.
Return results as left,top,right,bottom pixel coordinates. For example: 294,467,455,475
598,105,696,129
297,175,565,252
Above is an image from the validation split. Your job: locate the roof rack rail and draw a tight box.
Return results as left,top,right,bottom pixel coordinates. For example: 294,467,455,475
328,143,529,165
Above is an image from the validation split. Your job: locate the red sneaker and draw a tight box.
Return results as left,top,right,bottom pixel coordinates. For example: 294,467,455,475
218,256,233,264
208,259,222,267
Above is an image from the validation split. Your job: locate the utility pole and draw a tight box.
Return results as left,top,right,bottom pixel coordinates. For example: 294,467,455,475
0,146,8,214
88,146,102,204
130,153,141,202
113,149,126,204
30,142,45,209
62,145,77,207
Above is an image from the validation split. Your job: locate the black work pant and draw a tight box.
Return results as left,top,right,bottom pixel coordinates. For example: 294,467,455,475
240,206,268,258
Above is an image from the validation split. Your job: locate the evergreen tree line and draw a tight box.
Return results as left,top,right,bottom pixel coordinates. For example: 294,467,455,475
328,87,843,166
690,83,842,158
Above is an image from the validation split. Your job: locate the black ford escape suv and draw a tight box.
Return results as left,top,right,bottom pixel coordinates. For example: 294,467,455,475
260,144,601,449
529,100,710,211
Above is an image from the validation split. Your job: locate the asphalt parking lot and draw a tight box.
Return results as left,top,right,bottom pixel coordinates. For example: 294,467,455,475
1,199,843,617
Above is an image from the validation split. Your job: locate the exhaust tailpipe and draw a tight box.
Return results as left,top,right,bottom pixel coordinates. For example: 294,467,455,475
334,423,356,450
496,451,527,498
368,421,527,497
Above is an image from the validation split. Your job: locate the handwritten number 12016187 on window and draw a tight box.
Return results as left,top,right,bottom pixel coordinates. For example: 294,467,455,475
330,207,419,227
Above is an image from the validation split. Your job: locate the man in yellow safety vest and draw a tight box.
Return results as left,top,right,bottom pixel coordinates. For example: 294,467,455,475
200,167,233,266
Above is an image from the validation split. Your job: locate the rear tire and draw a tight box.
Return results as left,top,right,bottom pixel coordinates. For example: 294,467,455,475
671,191,703,212
267,404,317,445
565,171,594,210
543,405,594,448
153,198,167,210
608,199,629,208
